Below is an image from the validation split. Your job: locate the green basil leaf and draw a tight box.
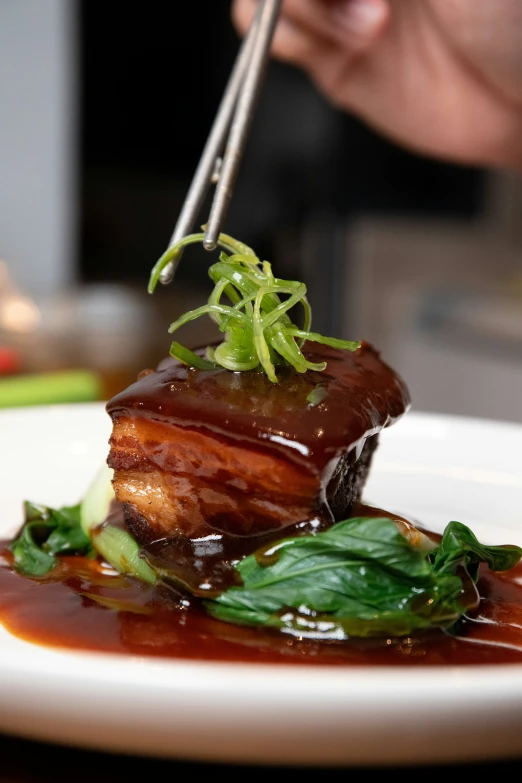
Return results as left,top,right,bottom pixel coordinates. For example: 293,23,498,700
23,501,51,522
243,517,436,581
10,522,57,577
432,520,522,582
10,501,94,577
205,516,522,639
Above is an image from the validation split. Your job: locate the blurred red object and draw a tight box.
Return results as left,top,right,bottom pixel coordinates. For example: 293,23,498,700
0,346,21,375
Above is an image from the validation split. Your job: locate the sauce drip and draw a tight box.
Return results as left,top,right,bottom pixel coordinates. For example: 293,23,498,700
2,504,522,667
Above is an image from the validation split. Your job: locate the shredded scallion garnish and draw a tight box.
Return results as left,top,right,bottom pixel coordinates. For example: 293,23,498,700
148,232,361,383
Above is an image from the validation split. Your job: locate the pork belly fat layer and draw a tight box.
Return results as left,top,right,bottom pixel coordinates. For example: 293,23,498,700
108,413,319,539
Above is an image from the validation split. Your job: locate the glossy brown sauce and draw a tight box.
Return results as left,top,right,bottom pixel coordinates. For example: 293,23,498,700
107,342,411,474
2,503,522,666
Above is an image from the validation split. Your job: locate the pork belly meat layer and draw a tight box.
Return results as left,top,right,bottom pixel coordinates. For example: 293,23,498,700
109,414,320,540
106,341,410,544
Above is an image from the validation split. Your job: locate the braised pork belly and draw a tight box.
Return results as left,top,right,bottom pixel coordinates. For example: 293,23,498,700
107,342,409,566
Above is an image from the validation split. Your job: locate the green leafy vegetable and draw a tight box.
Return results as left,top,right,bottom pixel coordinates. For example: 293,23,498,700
80,462,115,537
91,525,157,585
10,501,94,577
10,465,156,583
78,463,155,584
430,521,522,580
148,231,360,383
11,475,521,639
204,517,522,639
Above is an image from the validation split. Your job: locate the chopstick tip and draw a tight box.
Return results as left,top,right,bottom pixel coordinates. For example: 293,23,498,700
203,238,218,252
159,263,175,285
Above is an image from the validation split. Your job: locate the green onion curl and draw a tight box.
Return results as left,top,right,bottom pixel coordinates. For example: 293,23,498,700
148,232,361,383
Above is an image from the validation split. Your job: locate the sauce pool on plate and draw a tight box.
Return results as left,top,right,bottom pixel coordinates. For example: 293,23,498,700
2,503,522,667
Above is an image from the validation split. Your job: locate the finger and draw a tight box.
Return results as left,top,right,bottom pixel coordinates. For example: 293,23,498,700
232,0,389,55
231,0,256,35
277,0,389,50
232,0,333,68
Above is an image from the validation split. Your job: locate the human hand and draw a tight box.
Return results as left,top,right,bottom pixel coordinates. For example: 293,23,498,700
232,0,522,170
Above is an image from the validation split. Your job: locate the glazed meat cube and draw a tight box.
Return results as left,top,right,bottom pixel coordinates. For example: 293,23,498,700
106,342,410,546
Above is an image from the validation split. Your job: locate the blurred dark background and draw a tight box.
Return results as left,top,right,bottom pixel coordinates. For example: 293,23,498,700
1,0,521,417
79,1,484,298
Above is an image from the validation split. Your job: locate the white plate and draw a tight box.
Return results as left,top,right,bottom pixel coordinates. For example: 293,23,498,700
1,403,522,767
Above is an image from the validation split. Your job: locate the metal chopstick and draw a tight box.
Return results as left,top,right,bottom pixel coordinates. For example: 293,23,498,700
159,0,281,284
203,0,282,251
159,2,263,284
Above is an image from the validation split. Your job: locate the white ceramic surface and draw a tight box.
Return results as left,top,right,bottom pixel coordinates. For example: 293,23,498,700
1,403,522,767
